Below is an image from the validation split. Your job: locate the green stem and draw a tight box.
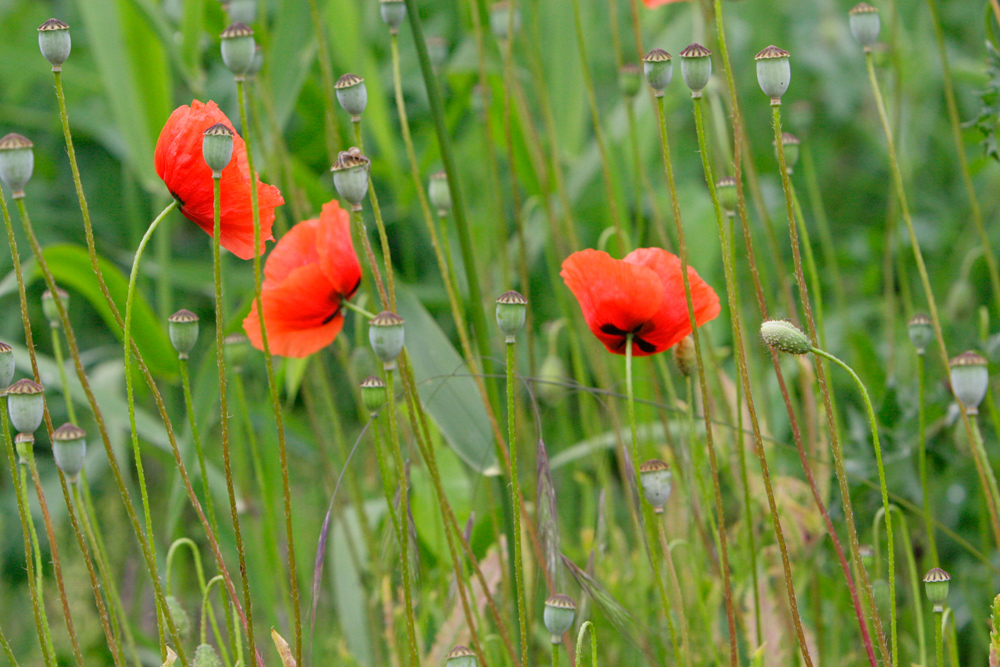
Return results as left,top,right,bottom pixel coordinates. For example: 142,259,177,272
790,185,826,349
0,622,17,667
351,207,389,309
506,341,529,667
656,521,691,667
305,0,342,163
573,621,597,667
917,353,939,566
179,357,219,536
50,325,76,424
933,611,943,667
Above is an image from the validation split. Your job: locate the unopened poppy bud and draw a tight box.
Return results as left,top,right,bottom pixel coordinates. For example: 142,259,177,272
949,351,988,415
380,0,407,32
332,148,371,211
679,43,712,95
51,422,87,482
761,319,811,355
907,314,933,355
166,595,192,637
369,311,405,369
7,379,45,435
360,375,387,414
716,177,738,216
226,0,257,24
15,433,33,465
619,64,643,98
224,332,251,370
639,459,672,511
428,171,451,215
446,645,477,667
672,334,696,377
169,309,200,359
194,644,223,667
774,132,800,173
0,133,34,198
202,123,234,177
0,342,13,389
755,45,791,104
38,19,71,70
859,543,875,569
643,48,673,94
336,73,368,121
849,3,881,50
220,23,256,79
489,2,521,40
42,287,69,328
923,567,950,610
496,290,527,343
426,36,449,69
543,594,576,643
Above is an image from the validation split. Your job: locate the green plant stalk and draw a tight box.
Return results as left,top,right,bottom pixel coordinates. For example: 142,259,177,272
801,145,846,311
878,505,925,667
49,325,77,424
656,521,692,667
201,575,234,667
237,77,301,664
790,186,826,349
19,459,55,657
0,622,17,667
916,353,939,566
506,341,530,667
351,208,389,309
934,611,943,667
305,0,342,162
945,612,959,667
574,621,597,667
969,417,1000,527
552,640,560,667
179,357,219,536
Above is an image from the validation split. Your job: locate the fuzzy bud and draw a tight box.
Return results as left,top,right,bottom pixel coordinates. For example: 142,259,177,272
369,311,405,370
42,287,69,328
543,594,576,643
165,595,192,637
849,3,881,50
38,19,71,70
949,351,989,415
672,335,696,377
639,459,672,512
220,23,256,79
755,45,791,104
332,148,371,211
6,379,45,435
51,423,87,482
336,73,368,121
760,320,811,355
202,123,235,177
193,644,223,667
168,309,200,359
642,48,673,94
679,43,712,95
496,290,527,343
0,133,34,198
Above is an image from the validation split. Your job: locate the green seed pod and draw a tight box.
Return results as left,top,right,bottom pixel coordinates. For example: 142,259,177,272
543,594,576,643
15,433,33,465
224,332,251,370
619,63,643,99
428,171,452,216
849,3,881,50
165,595,192,638
0,342,14,389
923,567,950,610
335,73,368,121
537,353,567,404
950,351,989,415
760,320,811,355
907,314,933,355
220,23,256,79
41,287,69,328
716,177,738,216
226,0,257,24
193,644,223,667
380,0,407,32
331,148,371,211
369,311,405,370
639,459,672,512
202,123,235,177
642,48,673,94
774,132,800,174
360,375,387,414
0,133,34,199
445,645,477,667
496,290,527,343
679,43,712,95
426,36,449,69
755,45,791,103
38,19,71,70
51,422,87,482
672,334,696,378
489,2,521,41
169,309,200,359
7,379,45,435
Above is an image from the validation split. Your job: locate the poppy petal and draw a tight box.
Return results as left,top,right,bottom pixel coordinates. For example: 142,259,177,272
315,201,362,298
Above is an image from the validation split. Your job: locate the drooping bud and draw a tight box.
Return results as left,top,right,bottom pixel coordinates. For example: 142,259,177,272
226,0,257,24
445,645,477,667
223,332,251,370
949,351,989,415
643,48,673,95
168,309,200,359
41,287,69,328
672,334,696,377
907,314,933,355
922,567,950,611
679,43,712,95
428,171,452,216
774,132,800,173
165,595,192,637
335,73,368,121
51,423,87,482
755,45,791,104
543,594,576,643
496,290,527,343
220,23,256,79
38,19,71,70
380,0,407,32
360,375,388,414
202,123,235,178
369,311,405,370
7,379,45,435
639,459,672,512
331,148,371,211
193,643,224,667
0,342,14,389
849,3,881,50
716,177,738,216
619,64,643,99
760,320,811,355
489,2,521,41
0,133,34,198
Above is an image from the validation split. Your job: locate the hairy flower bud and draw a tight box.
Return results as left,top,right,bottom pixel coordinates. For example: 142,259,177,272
760,320,811,355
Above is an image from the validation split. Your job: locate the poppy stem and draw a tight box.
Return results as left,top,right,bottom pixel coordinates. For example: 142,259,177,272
342,298,376,320
178,357,221,538
916,353,939,566
505,340,529,667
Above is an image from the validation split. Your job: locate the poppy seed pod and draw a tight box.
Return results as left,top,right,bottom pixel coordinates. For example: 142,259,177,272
38,19,71,70
335,74,368,121
380,0,407,32
496,290,528,343
426,36,449,69
923,567,950,610
169,309,200,359
907,314,933,355
445,645,477,667
220,23,256,78
639,459,672,511
489,2,521,41
679,43,712,95
223,332,251,370
42,287,69,328
0,133,34,198
202,123,235,178
849,3,881,50
716,177,738,216
543,594,576,643
360,375,388,414
428,171,451,216
774,132,800,174
226,0,257,24
7,379,45,435
14,433,33,465
949,351,989,415
643,48,673,94
761,319,811,355
332,148,371,211
0,342,13,389
369,311,405,369
51,422,87,482
193,644,223,667
755,45,791,104
619,64,643,98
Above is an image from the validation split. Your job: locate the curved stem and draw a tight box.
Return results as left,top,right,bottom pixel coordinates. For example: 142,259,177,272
573,621,597,667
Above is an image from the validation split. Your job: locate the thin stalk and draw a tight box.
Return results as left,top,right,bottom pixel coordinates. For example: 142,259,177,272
656,522,692,667
505,341,529,667
933,611,943,667
305,0,342,162
970,417,1000,528
801,145,845,312
19,460,54,659
790,186,826,349
352,207,389,309
179,357,219,535
0,623,17,667
917,353,939,566
50,325,76,424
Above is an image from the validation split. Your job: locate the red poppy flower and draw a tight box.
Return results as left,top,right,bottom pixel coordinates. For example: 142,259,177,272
561,248,720,356
155,100,283,260
242,200,361,358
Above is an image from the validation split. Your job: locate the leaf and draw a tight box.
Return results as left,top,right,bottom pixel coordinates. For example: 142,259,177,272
161,647,177,667
395,287,498,475
272,629,297,667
